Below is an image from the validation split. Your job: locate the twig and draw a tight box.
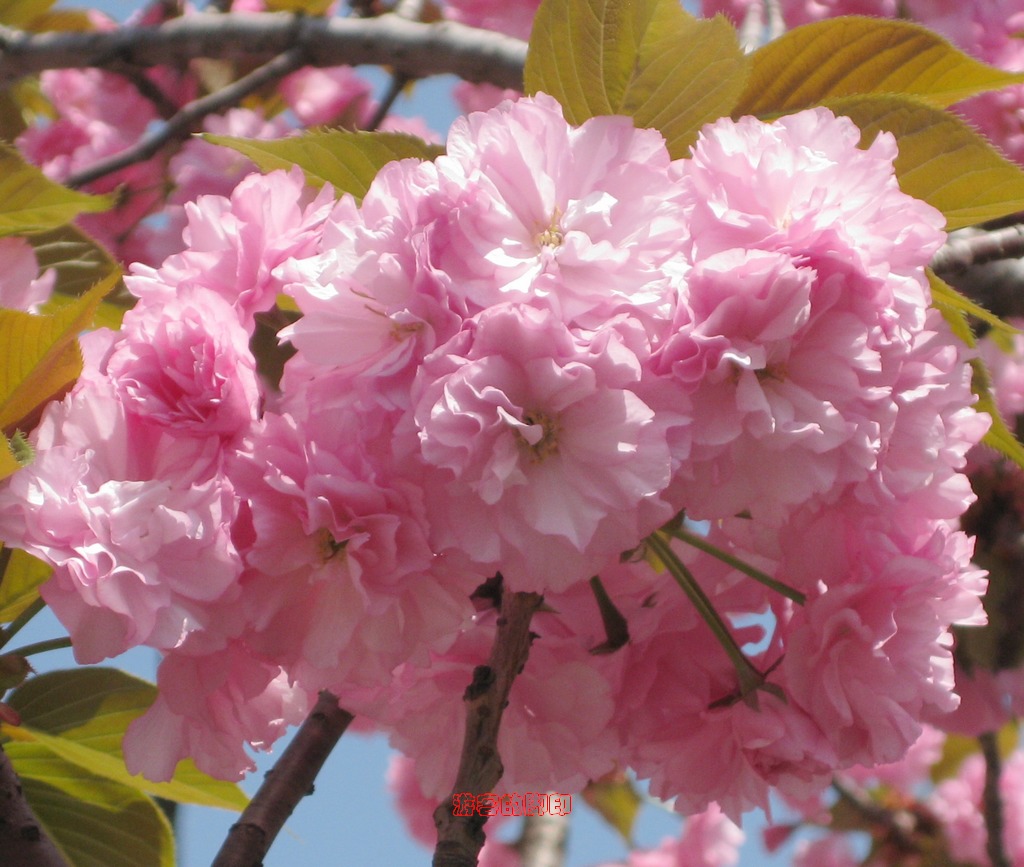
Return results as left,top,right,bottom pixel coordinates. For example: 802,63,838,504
0,13,527,91
365,70,410,131
433,590,544,867
211,691,354,867
980,731,1011,867
931,224,1024,277
832,775,918,855
516,811,569,867
364,0,424,131
0,746,71,867
0,598,45,651
65,46,306,189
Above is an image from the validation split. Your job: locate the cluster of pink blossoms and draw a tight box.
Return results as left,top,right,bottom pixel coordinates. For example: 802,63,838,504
0,93,990,819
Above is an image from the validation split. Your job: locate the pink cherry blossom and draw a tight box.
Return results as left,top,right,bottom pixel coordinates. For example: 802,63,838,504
100,286,260,441
0,237,54,312
410,304,673,592
126,168,333,331
123,638,312,782
428,93,687,327
0,332,243,663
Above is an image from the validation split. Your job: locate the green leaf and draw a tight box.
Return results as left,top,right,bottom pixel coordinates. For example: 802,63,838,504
829,93,1024,230
6,740,174,867
931,722,1018,783
7,669,248,810
30,224,125,328
30,226,126,330
0,0,56,27
974,362,1024,471
582,774,642,845
525,0,748,157
928,268,1021,341
733,16,1024,118
0,438,20,483
930,271,1024,469
204,131,445,201
0,270,118,434
0,547,51,623
0,144,111,236
264,0,333,13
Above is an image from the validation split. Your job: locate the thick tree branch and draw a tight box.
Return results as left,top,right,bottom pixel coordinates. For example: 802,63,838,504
0,12,526,91
65,46,307,188
0,746,71,867
931,225,1024,278
211,691,354,867
433,590,543,867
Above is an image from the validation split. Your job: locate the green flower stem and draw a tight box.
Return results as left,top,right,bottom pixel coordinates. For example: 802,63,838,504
10,637,72,658
646,532,765,703
0,598,45,651
666,523,806,606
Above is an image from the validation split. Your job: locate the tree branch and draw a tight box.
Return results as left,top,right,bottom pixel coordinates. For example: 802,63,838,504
980,731,1011,867
433,590,543,867
831,775,919,856
0,745,71,867
930,225,1024,278
0,12,526,91
65,46,307,189
211,691,354,867
517,811,569,867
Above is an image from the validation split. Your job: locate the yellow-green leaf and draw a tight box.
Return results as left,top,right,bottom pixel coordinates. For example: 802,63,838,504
0,438,20,483
976,366,1024,471
27,8,99,30
265,0,332,13
7,669,248,810
931,273,1024,469
0,270,117,433
830,93,1024,230
928,268,1020,342
204,131,445,201
0,0,55,27
525,0,748,157
30,225,126,329
733,16,1024,118
582,774,642,845
931,721,1018,782
7,741,174,867
0,547,50,622
0,144,111,236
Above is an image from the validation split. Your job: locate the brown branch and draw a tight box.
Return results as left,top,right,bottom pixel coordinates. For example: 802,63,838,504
211,691,354,867
930,225,1024,277
980,731,1011,867
65,46,306,189
831,775,919,855
0,12,526,91
433,590,543,867
516,811,569,867
0,745,71,867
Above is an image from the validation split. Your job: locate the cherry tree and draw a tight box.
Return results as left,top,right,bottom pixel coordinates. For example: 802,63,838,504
1,0,1024,865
